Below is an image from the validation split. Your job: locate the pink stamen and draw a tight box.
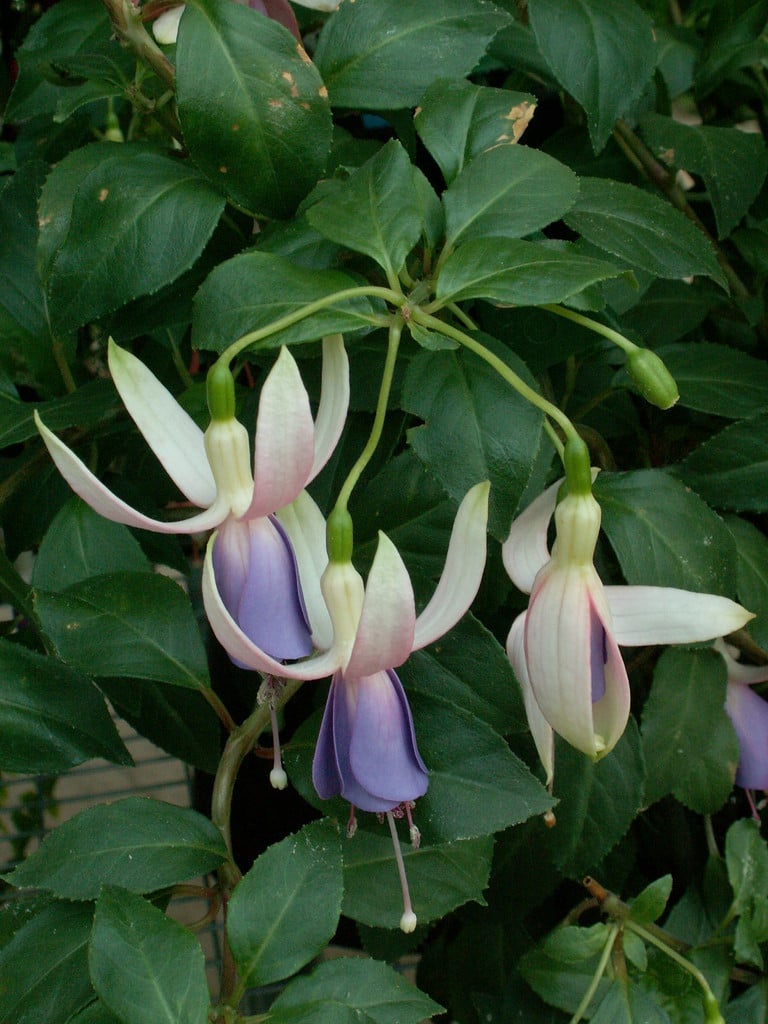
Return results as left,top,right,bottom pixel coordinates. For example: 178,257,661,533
347,805,358,839
746,788,762,823
386,810,417,934
405,802,421,848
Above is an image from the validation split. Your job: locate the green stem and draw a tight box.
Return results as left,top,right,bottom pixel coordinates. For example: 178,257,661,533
52,338,77,394
626,919,721,1006
543,419,565,459
335,316,403,513
201,687,237,733
543,304,637,355
211,678,303,864
410,308,580,444
568,924,619,1024
99,0,176,91
168,329,195,388
222,286,402,366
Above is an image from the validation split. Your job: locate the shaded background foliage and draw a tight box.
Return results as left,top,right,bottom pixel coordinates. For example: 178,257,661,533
1,0,768,1022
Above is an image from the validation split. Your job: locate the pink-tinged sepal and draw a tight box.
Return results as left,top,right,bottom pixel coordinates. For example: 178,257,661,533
525,559,630,761
346,533,415,679
311,335,350,480
34,411,229,534
606,586,754,646
108,339,216,507
507,612,554,786
247,347,315,519
413,481,489,651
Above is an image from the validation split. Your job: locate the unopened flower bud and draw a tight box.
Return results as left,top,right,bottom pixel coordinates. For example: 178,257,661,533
207,360,236,421
563,435,592,497
269,767,288,790
626,348,679,410
326,505,353,563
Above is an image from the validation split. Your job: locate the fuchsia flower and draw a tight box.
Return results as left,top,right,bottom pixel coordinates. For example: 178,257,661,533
720,640,768,794
203,481,489,930
35,336,349,662
203,480,490,756
503,474,753,785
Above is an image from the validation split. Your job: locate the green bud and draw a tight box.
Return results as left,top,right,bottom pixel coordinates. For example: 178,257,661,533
563,435,592,497
206,360,236,421
626,348,679,410
327,505,354,563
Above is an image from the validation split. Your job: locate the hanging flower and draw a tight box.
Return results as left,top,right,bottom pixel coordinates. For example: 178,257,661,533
35,336,349,662
203,481,489,931
503,473,753,784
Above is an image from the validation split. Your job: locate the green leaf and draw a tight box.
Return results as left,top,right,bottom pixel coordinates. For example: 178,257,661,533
176,0,331,218
0,900,95,1024
629,875,674,925
269,957,443,1024
616,279,715,346
32,498,151,591
99,676,221,774
0,641,131,774
409,692,553,845
400,614,526,735
306,141,423,280
640,114,768,239
0,545,39,632
595,470,738,594
3,796,227,899
435,238,622,306
0,159,49,344
40,144,225,333
726,979,768,1024
314,0,510,110
191,250,381,353
725,515,768,651
726,818,768,915
402,343,544,540
696,0,768,97
725,818,768,969
547,720,645,876
591,982,670,1024
342,831,494,929
643,647,741,815
0,380,120,448
414,78,537,184
89,887,209,1024
5,0,112,121
528,0,656,152
652,342,768,419
35,571,211,689
564,178,727,288
674,415,768,513
67,1002,123,1024
227,820,342,988
519,924,613,1016
442,145,579,249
